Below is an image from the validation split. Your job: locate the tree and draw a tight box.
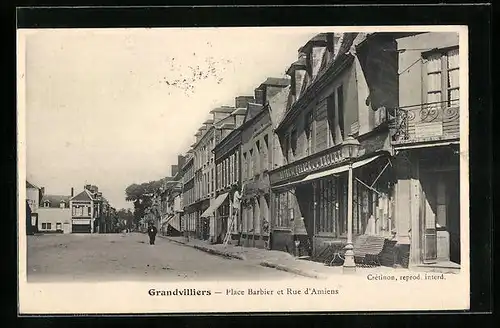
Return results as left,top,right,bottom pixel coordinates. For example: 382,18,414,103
125,177,171,227
116,208,134,231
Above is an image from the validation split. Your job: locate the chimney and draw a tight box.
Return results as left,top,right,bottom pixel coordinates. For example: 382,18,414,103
254,87,266,105
171,165,179,177
71,188,74,197
235,96,255,109
177,155,186,168
85,184,91,191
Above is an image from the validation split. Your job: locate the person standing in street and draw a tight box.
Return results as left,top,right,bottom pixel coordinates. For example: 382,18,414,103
147,222,158,245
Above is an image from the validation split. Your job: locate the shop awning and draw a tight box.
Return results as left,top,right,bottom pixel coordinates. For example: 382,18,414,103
162,214,175,226
200,192,229,218
302,153,384,183
168,214,181,232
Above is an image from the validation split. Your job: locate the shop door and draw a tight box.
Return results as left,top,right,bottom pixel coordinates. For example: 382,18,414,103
446,170,460,264
420,181,437,263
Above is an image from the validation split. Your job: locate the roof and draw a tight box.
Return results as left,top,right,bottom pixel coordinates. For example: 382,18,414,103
71,190,93,202
298,33,329,53
268,86,291,129
217,122,236,130
26,181,39,189
258,77,290,88
41,194,71,208
231,108,247,115
286,57,307,75
244,103,264,123
203,118,214,125
210,106,235,114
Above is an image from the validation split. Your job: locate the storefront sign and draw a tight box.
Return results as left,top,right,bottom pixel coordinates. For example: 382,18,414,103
274,148,345,182
72,219,91,225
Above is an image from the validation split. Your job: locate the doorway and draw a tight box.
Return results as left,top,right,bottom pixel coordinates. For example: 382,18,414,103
419,168,460,265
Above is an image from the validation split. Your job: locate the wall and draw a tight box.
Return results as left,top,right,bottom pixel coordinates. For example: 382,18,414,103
397,32,459,108
26,188,39,213
38,208,71,232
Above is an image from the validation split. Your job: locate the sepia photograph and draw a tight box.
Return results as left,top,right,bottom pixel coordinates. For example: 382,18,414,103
18,25,469,313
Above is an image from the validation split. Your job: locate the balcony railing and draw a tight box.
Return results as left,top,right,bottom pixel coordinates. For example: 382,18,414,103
390,100,460,145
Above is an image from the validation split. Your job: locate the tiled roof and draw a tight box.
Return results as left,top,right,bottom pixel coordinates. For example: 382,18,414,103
203,118,214,125
269,86,291,128
210,106,235,114
259,77,290,88
26,181,39,189
286,57,307,75
71,190,93,202
217,122,236,130
231,108,247,115
41,194,71,208
244,103,264,123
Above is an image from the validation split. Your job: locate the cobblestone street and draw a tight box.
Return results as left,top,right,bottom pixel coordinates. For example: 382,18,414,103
26,233,303,282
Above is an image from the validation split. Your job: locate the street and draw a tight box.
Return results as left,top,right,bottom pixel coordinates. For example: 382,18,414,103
26,233,302,282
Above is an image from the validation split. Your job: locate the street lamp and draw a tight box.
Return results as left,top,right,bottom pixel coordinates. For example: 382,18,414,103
341,135,361,274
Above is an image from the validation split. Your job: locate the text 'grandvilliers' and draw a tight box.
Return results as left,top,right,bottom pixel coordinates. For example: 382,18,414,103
148,288,212,296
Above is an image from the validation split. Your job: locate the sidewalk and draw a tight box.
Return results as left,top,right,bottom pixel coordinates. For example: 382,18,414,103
160,235,413,279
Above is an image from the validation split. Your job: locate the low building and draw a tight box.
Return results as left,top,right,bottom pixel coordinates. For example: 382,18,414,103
70,185,108,233
38,191,72,233
26,181,41,234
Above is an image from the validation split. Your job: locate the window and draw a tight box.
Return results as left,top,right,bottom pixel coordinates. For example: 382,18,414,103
242,152,247,179
44,201,50,208
235,151,239,182
425,48,459,107
60,201,65,209
305,111,314,155
42,223,47,229
249,149,254,177
264,135,270,169
275,192,290,228
290,129,298,156
230,154,234,184
47,223,52,230
256,140,261,173
327,91,336,146
337,85,345,139
211,168,214,193
283,134,290,163
315,178,338,235
56,222,62,230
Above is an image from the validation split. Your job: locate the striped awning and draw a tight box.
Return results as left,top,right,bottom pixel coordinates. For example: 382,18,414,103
168,214,181,232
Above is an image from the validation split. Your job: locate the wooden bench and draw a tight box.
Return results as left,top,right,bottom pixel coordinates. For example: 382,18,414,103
317,235,388,267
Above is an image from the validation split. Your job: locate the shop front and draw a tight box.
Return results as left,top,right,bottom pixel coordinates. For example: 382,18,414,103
200,193,229,243
240,179,271,249
270,134,396,263
393,144,460,270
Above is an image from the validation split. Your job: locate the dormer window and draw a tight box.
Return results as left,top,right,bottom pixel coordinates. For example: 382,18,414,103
60,201,65,209
44,201,50,208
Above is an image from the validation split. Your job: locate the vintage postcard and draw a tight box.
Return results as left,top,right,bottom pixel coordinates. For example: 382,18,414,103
17,25,469,314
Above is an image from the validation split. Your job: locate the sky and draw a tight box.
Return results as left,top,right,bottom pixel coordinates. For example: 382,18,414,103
22,27,326,210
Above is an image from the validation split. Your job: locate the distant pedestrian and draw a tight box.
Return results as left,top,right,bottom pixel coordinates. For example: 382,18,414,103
147,223,158,245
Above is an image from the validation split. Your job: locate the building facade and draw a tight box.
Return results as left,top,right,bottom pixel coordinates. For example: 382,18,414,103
39,190,72,234
212,96,252,244
239,78,290,249
26,181,40,234
70,185,107,233
180,151,196,238
390,32,460,270
269,32,398,259
193,106,235,243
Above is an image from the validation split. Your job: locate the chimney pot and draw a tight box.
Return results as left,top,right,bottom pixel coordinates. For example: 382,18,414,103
71,187,74,197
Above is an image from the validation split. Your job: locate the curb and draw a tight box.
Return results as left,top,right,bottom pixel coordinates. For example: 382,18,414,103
259,261,326,279
161,236,245,261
